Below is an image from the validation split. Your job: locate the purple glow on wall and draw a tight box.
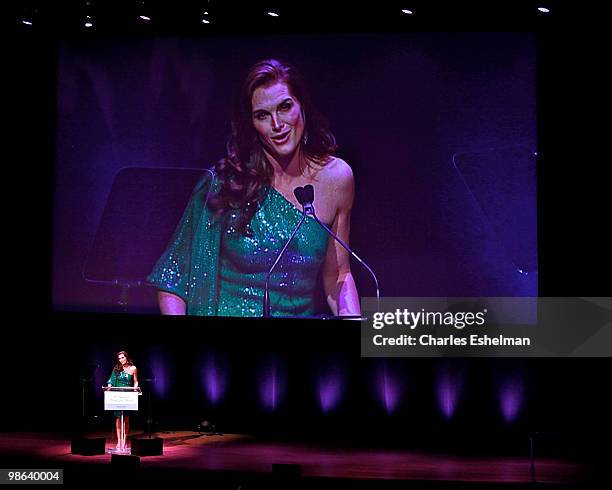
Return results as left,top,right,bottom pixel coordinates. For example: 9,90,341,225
499,377,524,423
317,368,344,413
258,359,286,412
200,355,227,406
149,349,170,399
372,362,404,414
436,367,463,420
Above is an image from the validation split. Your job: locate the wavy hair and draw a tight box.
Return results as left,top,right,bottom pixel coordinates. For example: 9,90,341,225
113,350,134,373
208,59,338,232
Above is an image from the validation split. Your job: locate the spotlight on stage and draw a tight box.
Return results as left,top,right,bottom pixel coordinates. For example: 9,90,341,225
198,419,212,433
197,419,223,436
201,353,228,406
258,357,287,412
371,360,404,415
138,0,151,22
435,362,466,421
82,1,94,29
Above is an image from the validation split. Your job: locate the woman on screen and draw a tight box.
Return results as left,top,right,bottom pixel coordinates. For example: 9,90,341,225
147,59,360,317
105,351,138,450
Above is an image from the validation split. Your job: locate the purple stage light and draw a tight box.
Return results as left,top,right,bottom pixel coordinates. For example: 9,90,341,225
200,355,227,406
499,377,524,423
149,350,170,399
258,359,286,412
435,366,463,421
372,362,404,414
317,369,344,413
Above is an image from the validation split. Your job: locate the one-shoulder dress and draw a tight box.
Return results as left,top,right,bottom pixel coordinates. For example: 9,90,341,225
148,173,329,317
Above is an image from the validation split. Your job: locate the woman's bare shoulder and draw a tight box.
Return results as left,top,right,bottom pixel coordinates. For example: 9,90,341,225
321,157,354,185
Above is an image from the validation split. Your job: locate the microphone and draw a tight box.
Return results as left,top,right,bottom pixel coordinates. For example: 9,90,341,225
294,184,380,314
263,193,310,317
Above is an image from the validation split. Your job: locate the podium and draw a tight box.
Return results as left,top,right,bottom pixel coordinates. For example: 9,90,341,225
104,386,142,454
82,167,210,312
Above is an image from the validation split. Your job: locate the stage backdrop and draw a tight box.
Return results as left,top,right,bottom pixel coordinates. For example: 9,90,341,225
53,33,537,312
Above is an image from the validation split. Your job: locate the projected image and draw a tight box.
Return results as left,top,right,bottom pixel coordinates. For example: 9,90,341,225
53,33,537,315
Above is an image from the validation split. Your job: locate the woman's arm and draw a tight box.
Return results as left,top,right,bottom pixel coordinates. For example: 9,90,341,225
158,291,187,315
132,367,139,389
107,370,116,387
322,161,361,316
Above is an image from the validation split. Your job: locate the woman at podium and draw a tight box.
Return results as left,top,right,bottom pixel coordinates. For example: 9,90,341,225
147,59,361,318
106,351,138,450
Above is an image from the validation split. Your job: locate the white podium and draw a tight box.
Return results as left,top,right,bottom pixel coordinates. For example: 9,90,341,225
104,386,142,454
104,386,142,411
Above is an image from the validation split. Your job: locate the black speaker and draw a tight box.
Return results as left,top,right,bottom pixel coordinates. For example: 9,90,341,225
131,436,163,456
111,454,140,466
71,436,106,456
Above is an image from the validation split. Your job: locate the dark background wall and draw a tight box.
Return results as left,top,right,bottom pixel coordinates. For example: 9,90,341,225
52,32,537,312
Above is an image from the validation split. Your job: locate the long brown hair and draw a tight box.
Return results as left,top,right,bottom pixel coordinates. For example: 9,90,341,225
208,59,338,232
113,350,134,373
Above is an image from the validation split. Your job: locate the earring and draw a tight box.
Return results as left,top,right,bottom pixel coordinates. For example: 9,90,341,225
303,131,309,145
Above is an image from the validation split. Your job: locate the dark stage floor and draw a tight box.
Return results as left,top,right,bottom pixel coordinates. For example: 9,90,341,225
0,431,596,488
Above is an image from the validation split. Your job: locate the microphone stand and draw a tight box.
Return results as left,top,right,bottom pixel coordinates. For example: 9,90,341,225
79,364,99,427
263,213,309,318
296,185,381,314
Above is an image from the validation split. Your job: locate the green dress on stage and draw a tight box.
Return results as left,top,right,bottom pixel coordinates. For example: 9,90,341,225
147,173,329,317
107,370,135,417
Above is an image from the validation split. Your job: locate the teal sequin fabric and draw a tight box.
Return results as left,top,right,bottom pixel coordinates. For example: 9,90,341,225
147,174,329,317
218,186,328,317
107,370,134,387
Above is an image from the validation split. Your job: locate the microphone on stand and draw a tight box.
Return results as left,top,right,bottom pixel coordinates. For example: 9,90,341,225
263,194,311,317
294,184,380,315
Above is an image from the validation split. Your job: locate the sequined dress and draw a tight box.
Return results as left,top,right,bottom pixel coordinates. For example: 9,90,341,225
106,370,135,417
147,173,329,317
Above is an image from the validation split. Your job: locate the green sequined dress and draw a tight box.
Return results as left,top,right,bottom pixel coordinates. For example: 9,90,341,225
106,370,135,417
147,173,329,317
